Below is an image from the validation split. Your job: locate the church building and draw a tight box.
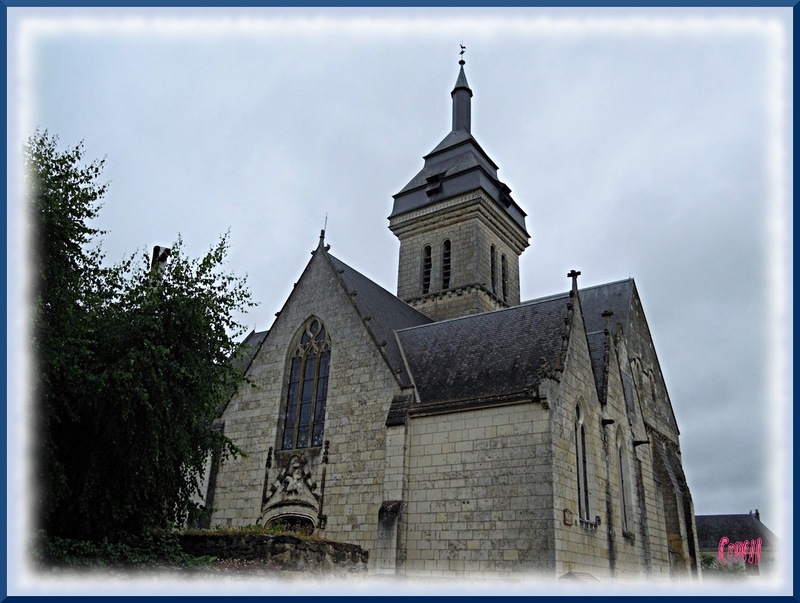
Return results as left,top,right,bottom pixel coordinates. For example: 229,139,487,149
204,57,700,580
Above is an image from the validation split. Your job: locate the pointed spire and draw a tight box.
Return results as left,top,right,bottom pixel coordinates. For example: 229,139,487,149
451,45,473,133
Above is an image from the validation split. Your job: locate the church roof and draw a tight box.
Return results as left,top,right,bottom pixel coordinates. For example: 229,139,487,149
578,279,635,405
577,278,635,336
326,253,432,388
585,330,609,404
397,295,570,406
218,328,269,417
231,328,269,375
519,279,635,406
389,62,528,235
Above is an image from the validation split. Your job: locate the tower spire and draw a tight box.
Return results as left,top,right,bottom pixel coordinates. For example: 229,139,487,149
451,45,472,133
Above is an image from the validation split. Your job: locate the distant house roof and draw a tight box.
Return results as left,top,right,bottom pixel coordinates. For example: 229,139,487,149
695,514,780,550
397,294,570,406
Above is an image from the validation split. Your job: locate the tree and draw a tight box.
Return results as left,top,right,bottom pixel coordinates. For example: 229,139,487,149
28,131,253,542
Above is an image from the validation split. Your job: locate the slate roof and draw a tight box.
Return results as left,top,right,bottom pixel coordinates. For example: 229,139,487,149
230,329,268,375
585,330,609,404
389,64,527,234
397,295,571,405
217,328,269,417
523,279,635,406
326,253,432,388
390,133,527,233
394,135,494,194
577,278,635,336
695,514,780,550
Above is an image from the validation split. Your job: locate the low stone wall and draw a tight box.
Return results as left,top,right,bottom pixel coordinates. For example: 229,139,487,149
179,532,369,573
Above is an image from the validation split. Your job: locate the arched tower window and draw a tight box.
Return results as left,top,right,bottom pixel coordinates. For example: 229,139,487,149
281,318,331,450
575,405,590,520
501,254,508,301
490,245,497,294
421,245,432,295
442,240,452,290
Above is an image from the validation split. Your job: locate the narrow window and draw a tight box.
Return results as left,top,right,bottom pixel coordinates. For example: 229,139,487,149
442,240,451,290
490,245,497,294
618,445,628,532
501,254,508,301
421,245,432,295
575,406,590,520
617,433,632,534
581,423,589,517
281,318,331,450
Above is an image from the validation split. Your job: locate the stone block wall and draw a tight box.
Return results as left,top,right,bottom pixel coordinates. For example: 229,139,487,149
408,285,504,321
549,295,612,579
403,402,554,577
390,190,528,319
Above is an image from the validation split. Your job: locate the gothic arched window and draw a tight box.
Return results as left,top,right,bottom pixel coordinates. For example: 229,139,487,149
421,245,432,295
442,239,452,290
281,318,331,450
575,405,590,520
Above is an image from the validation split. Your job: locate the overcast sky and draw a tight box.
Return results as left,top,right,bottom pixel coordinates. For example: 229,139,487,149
7,6,793,596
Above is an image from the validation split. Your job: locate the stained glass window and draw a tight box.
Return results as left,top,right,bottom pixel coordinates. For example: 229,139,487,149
281,318,331,450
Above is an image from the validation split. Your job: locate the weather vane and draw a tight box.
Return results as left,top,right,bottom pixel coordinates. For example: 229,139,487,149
459,43,466,65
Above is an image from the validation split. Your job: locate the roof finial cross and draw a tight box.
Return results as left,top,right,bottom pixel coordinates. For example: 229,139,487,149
459,43,466,66
567,269,581,292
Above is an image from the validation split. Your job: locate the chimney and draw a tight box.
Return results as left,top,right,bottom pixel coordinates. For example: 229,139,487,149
150,246,171,274
754,509,760,522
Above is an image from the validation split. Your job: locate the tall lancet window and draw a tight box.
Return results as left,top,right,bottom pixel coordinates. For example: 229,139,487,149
575,405,590,520
442,240,452,290
282,318,331,450
490,245,497,294
501,254,508,301
421,245,432,294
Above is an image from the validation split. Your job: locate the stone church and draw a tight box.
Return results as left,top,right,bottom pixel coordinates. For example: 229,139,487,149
203,59,700,580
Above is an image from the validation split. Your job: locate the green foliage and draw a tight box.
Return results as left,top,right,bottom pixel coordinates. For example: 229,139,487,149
184,523,325,542
700,553,747,579
33,530,215,568
28,130,254,545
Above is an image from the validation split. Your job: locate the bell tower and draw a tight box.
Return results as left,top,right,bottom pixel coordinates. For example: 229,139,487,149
388,54,530,321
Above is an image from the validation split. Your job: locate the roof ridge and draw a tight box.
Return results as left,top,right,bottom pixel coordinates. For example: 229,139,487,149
397,295,572,333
